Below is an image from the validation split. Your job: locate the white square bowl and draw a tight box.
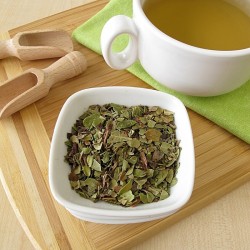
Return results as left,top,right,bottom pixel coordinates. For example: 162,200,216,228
49,87,195,224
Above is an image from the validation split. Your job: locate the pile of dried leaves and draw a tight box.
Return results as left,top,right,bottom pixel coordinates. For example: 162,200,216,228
64,104,180,207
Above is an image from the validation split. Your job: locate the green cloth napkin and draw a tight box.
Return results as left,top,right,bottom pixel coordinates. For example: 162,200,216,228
73,0,250,144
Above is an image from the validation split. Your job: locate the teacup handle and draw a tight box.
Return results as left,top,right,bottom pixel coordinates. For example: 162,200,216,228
101,15,138,70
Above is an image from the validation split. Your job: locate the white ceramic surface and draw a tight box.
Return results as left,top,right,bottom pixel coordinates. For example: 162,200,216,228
49,87,195,224
67,207,178,224
101,0,250,96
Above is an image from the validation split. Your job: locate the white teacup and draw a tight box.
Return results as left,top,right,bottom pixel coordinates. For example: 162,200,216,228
101,0,250,96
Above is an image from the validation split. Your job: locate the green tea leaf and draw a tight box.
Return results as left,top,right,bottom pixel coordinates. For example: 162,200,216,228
70,180,80,189
127,138,140,148
65,104,180,207
87,155,93,167
70,135,79,143
82,147,91,154
160,142,171,154
145,129,162,142
107,131,132,143
147,192,155,203
170,177,178,187
160,189,169,200
73,165,81,175
92,116,105,128
93,142,103,150
110,179,118,190
126,166,134,176
134,178,147,189
83,165,91,177
147,120,156,128
128,156,138,165
134,169,147,178
119,180,133,195
166,169,174,183
122,159,129,171
139,193,148,204
110,103,123,114
132,106,144,117
117,120,137,129
118,190,135,206
155,169,169,186
82,178,99,188
102,151,110,163
83,113,100,129
91,159,102,172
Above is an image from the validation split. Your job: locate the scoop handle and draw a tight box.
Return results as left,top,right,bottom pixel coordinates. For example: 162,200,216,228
0,40,17,59
43,51,87,88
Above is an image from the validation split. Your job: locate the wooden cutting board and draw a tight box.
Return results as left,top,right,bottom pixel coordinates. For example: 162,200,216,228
0,0,249,249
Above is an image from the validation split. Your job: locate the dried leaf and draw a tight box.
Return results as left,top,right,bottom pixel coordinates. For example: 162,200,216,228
65,104,180,207
91,159,102,172
118,190,135,206
117,120,137,129
83,165,91,177
82,178,99,189
83,113,100,129
145,129,162,142
155,169,169,186
134,169,147,178
160,142,171,154
127,138,141,148
119,180,133,195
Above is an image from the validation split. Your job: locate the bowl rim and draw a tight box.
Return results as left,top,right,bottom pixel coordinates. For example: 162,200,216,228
49,86,195,217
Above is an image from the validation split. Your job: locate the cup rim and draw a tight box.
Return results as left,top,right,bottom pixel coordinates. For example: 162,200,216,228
134,0,250,57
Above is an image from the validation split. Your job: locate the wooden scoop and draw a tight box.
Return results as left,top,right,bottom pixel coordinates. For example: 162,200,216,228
0,29,73,60
0,51,87,119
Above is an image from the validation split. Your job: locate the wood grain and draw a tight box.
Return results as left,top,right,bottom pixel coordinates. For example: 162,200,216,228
0,1,250,249
0,29,74,60
0,51,87,118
